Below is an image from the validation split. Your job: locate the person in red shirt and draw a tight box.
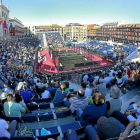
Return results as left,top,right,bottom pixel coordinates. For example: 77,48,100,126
6,68,10,73
127,70,132,78
130,65,134,70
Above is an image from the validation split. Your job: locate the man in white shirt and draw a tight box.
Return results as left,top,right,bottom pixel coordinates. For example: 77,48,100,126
103,73,112,85
42,87,50,99
0,119,17,139
83,74,88,83
94,75,99,82
81,82,90,96
36,80,43,89
34,77,40,84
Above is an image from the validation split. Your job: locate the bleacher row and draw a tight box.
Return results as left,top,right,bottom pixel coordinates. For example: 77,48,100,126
4,97,85,140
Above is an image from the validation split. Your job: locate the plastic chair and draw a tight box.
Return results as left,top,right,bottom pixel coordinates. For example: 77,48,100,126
22,115,38,123
39,103,50,110
6,117,21,123
53,101,64,108
32,98,41,104
38,112,53,121
60,122,81,134
56,110,71,119
37,126,59,140
27,104,38,111
41,98,51,103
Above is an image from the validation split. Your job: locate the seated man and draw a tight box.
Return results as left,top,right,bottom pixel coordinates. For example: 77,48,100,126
2,84,12,94
4,94,25,118
105,86,122,117
83,74,88,83
20,86,33,102
64,89,89,114
41,86,50,99
81,82,90,97
96,79,107,96
87,74,94,86
103,73,112,86
0,119,17,139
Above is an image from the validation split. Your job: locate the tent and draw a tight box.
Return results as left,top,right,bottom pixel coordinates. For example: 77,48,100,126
66,42,72,45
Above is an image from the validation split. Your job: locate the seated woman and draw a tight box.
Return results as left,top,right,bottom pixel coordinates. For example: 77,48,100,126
64,81,70,93
126,70,138,90
105,86,122,117
53,84,67,103
116,72,122,85
14,93,29,114
76,92,107,127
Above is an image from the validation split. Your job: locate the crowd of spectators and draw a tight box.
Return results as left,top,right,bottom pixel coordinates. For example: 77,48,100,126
0,37,140,139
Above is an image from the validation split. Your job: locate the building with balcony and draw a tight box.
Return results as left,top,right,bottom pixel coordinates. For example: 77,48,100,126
113,24,140,43
65,23,87,42
9,17,24,36
0,1,10,36
87,24,101,40
35,24,64,37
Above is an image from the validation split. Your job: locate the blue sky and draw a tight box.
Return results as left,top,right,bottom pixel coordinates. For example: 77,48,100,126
2,0,140,26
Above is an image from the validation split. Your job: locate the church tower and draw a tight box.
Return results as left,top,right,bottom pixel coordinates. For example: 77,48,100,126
0,0,10,36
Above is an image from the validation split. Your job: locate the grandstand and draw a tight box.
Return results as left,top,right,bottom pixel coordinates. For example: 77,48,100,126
45,32,65,47
0,34,140,140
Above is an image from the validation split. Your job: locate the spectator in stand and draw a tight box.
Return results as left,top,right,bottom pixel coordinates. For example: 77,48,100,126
0,119,17,139
41,86,50,99
64,82,70,93
83,74,88,83
47,84,53,93
94,79,107,96
64,89,89,114
87,74,94,86
4,94,25,118
103,73,112,86
14,93,29,114
93,74,99,86
109,69,114,77
76,93,107,126
84,116,121,140
116,72,123,85
36,80,43,89
20,86,33,102
126,70,138,90
118,121,140,139
106,86,122,117
81,82,90,96
53,84,67,103
50,84,57,99
42,80,48,88
2,84,12,94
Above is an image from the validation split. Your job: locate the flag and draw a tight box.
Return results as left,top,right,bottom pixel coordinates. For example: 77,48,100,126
0,20,3,25
3,20,7,29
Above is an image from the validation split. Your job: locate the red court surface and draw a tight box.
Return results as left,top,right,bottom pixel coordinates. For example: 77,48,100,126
36,49,113,74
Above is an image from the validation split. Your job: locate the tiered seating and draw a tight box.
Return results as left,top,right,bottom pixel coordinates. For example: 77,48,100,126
45,32,65,46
